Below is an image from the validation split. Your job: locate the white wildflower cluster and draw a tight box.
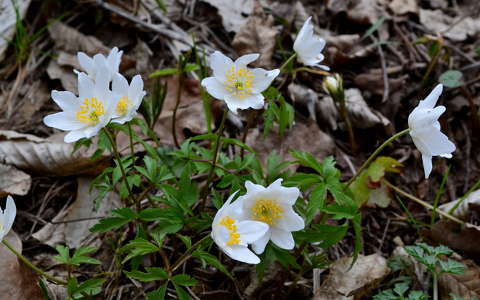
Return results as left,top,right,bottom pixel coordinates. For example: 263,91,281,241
43,47,146,143
212,179,304,264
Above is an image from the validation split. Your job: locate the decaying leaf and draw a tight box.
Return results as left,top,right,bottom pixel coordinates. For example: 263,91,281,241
232,3,278,67
287,83,318,121
316,95,340,130
322,33,377,64
0,0,31,61
153,77,208,145
439,259,480,299
439,189,480,219
419,9,480,42
246,121,335,171
33,177,121,248
354,69,408,96
388,0,418,15
422,221,480,261
47,60,77,92
0,231,43,299
0,163,31,197
202,0,254,33
0,130,109,176
347,0,388,25
314,254,390,299
345,88,390,128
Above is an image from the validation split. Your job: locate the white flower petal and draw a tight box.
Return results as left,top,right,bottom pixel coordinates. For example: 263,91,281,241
77,52,94,75
422,154,433,179
78,73,95,99
293,17,313,52
265,179,300,206
252,230,271,254
251,68,280,93
237,220,269,244
113,73,129,95
293,16,328,68
418,84,443,109
224,94,265,114
1,196,16,240
201,77,229,100
234,53,260,67
51,91,79,111
226,245,261,264
43,112,86,131
209,51,234,82
129,75,144,101
64,129,87,143
270,228,295,250
276,209,305,232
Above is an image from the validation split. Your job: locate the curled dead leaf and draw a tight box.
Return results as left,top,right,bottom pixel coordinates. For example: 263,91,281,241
323,33,376,65
419,9,480,42
0,231,43,300
0,163,31,197
232,3,278,67
388,0,418,15
439,189,480,220
345,88,390,128
33,177,121,248
0,130,109,176
347,0,388,25
354,70,407,96
314,254,390,299
202,0,254,33
287,83,318,121
47,60,77,92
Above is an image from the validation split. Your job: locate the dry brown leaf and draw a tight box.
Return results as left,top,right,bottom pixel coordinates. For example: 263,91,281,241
0,231,43,299
439,189,480,219
33,176,121,248
0,130,109,176
0,0,31,61
419,9,480,42
345,88,390,129
347,0,388,25
439,259,480,299
153,77,208,145
246,121,335,171
287,83,318,121
354,70,407,96
322,33,376,64
0,163,31,197
314,254,390,299
422,221,480,261
47,60,77,92
202,0,254,33
327,0,348,15
388,0,418,15
316,95,340,130
232,3,278,67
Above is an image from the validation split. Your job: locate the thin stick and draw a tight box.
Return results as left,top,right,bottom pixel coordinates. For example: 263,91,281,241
2,240,67,285
345,129,410,188
170,234,210,272
383,179,465,226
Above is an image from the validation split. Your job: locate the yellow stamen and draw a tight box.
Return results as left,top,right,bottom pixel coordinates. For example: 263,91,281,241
251,199,283,225
76,97,105,125
219,216,241,246
225,66,254,99
116,96,132,116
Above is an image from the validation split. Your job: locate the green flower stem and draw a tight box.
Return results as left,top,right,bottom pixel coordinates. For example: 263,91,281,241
292,67,330,76
279,53,297,71
127,122,135,156
2,240,67,285
104,128,137,210
433,273,438,300
345,129,410,188
172,65,184,148
200,109,228,206
383,179,465,226
170,234,211,273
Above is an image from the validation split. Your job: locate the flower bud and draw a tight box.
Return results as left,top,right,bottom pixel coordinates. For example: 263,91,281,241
323,73,344,102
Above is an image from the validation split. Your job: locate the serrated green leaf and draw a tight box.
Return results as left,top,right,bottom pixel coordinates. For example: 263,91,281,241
124,267,168,282
192,250,233,279
172,274,197,286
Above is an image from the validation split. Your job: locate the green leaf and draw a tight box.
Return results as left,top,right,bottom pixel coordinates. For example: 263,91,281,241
54,245,70,264
121,238,160,263
71,278,106,298
173,283,190,300
90,208,137,233
192,250,233,279
439,259,466,275
71,247,101,266
150,68,179,77
439,70,464,88
147,283,168,300
184,63,200,72
124,267,168,282
305,183,327,223
172,274,197,286
361,16,386,40
295,223,348,247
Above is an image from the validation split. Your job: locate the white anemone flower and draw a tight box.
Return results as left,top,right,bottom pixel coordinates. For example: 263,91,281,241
408,84,456,178
111,73,146,124
236,179,304,254
211,192,269,264
0,196,16,241
201,51,280,114
293,17,329,70
77,47,123,81
43,65,117,143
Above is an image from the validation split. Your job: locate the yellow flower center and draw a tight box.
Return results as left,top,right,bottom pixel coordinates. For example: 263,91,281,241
76,97,105,125
251,199,283,225
219,216,241,246
225,66,254,99
116,96,132,116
